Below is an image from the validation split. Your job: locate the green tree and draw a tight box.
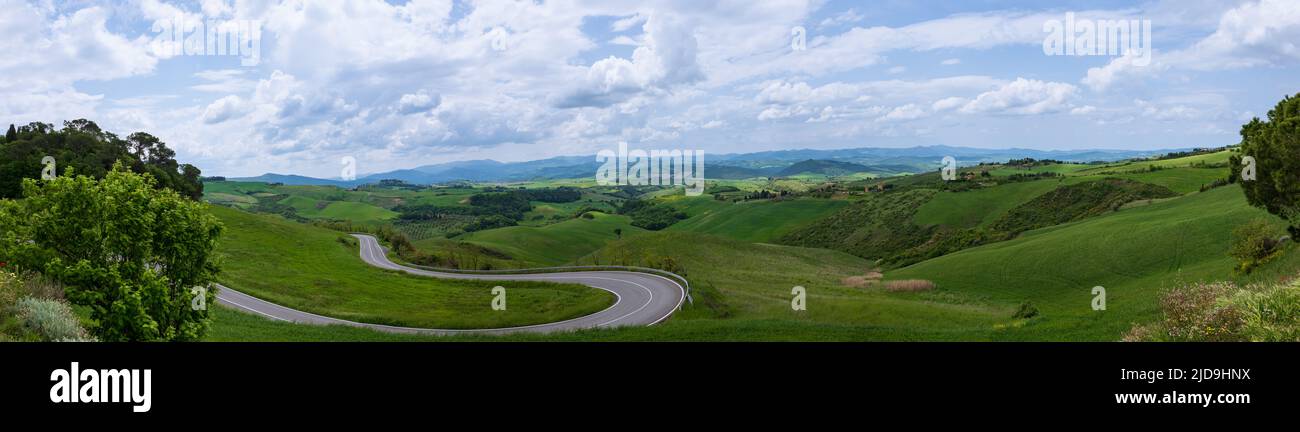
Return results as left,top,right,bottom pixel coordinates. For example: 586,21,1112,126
1229,217,1281,273
4,124,15,142
1231,93,1300,236
0,119,204,200
0,164,223,341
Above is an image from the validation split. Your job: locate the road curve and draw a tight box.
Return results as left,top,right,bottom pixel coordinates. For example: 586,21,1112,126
215,234,684,335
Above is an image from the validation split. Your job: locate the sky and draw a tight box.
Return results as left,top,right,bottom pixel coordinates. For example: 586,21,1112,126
1,0,1298,178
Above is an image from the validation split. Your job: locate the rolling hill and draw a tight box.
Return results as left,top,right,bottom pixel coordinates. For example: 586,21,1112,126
209,205,614,329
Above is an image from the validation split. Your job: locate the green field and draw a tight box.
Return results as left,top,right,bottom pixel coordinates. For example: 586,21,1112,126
667,198,849,243
890,184,1280,340
1074,150,1232,175
210,230,1014,341
455,211,645,266
210,205,615,329
914,179,1069,228
200,149,1298,341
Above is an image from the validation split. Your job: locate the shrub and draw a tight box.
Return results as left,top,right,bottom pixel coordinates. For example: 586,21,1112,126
1226,282,1300,341
0,270,20,309
21,272,64,300
1125,281,1245,342
1158,281,1243,341
883,279,934,292
14,297,91,342
1229,218,1281,273
1012,301,1039,319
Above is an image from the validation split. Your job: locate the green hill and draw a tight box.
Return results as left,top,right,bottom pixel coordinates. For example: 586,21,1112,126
667,198,848,243
778,159,872,176
209,205,614,329
888,185,1284,340
455,211,645,266
576,231,1011,338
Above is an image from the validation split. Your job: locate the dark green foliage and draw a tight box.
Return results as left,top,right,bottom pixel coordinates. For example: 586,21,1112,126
0,165,222,341
394,203,479,220
0,119,204,200
618,199,687,230
464,214,517,232
1229,217,1282,273
519,187,582,203
1012,301,1039,319
989,178,1177,235
778,189,936,262
782,179,1178,268
467,191,532,219
1230,93,1300,236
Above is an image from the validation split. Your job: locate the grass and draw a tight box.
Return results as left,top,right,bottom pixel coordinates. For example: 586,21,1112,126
914,165,1231,229
983,163,1095,177
579,231,1011,330
666,198,848,243
198,154,1294,341
1074,150,1232,175
209,205,615,329
315,200,398,221
205,305,998,341
914,179,1070,228
889,184,1284,341
454,211,645,266
209,231,1013,341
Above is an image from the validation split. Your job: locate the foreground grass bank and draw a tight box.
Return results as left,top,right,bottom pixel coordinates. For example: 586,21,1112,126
211,205,615,329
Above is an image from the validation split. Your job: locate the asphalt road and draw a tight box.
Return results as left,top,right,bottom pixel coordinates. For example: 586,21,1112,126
214,234,684,335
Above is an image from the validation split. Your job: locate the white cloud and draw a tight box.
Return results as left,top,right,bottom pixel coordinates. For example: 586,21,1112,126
931,97,967,112
557,14,703,108
191,69,257,93
818,9,865,29
612,13,646,32
1082,0,1300,91
1070,105,1097,115
397,90,441,115
201,95,248,124
879,104,926,122
961,78,1078,115
941,58,961,65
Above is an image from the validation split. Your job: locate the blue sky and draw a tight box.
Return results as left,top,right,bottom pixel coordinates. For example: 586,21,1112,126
1,0,1297,178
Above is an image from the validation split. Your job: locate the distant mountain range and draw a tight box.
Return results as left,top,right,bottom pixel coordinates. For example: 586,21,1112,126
226,145,1185,186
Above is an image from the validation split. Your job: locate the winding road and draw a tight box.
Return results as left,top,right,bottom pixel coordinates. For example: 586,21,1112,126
214,234,685,335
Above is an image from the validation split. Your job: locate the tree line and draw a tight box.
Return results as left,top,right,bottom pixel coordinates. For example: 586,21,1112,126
0,119,204,200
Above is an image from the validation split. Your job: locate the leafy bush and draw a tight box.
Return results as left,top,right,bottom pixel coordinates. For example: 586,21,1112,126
1125,281,1244,342
1,164,222,341
1012,301,1040,319
1226,283,1300,341
1229,218,1282,273
1230,92,1300,236
618,200,686,230
0,270,20,309
1127,278,1300,342
14,297,91,342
